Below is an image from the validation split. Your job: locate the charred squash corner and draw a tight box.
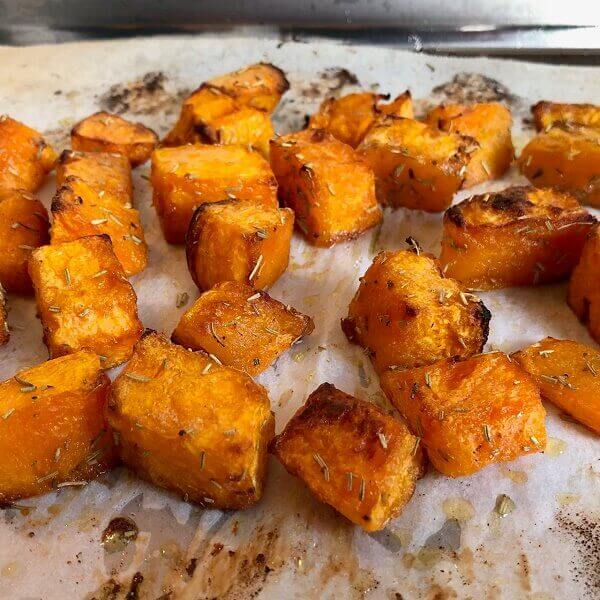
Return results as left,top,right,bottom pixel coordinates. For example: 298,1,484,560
271,383,424,531
172,281,314,375
440,186,595,290
0,287,8,346
106,331,274,509
531,101,600,131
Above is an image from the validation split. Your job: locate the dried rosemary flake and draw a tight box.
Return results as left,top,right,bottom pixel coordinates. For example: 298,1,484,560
64,268,71,286
327,183,336,195
254,227,268,239
92,270,108,279
483,424,492,443
210,479,223,490
377,431,389,449
358,477,366,502
585,359,598,376
424,372,432,388
37,471,58,484
57,480,87,488
208,353,223,365
79,308,90,318
495,493,516,517
202,363,212,375
91,218,108,225
248,255,264,282
176,292,189,308
125,373,152,382
246,293,261,302
539,349,554,357
481,160,491,176
2,408,15,420
264,326,279,335
223,428,237,437
530,435,541,447
346,472,354,491
313,453,330,481
54,447,61,461
209,322,225,347
18,245,34,251
199,451,206,469
48,306,61,313
411,437,421,456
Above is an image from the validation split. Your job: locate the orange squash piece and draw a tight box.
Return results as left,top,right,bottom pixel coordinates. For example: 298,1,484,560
71,111,158,167
271,383,424,531
0,189,50,294
0,351,116,502
0,286,8,346
518,124,600,208
28,235,143,368
531,101,600,131
357,116,477,211
270,129,381,246
342,248,490,374
0,115,57,192
426,102,513,187
380,353,547,477
568,225,600,343
106,331,275,509
308,91,413,148
151,144,278,244
439,186,595,290
172,281,314,375
512,337,600,435
186,200,293,291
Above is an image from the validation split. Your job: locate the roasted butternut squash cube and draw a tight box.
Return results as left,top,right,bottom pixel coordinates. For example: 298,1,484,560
270,129,381,246
512,338,600,435
106,331,274,509
568,225,600,343
308,91,413,148
426,102,513,187
57,150,133,207
0,189,50,294
71,112,158,167
0,286,8,346
0,115,57,192
518,125,600,208
439,186,595,290
342,248,490,374
532,101,600,131
357,116,476,211
172,281,314,375
186,200,293,291
51,180,147,276
271,383,424,531
380,353,547,477
28,235,143,368
151,144,278,244
0,351,116,502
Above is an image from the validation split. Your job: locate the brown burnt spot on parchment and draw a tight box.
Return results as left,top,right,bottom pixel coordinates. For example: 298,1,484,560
432,73,516,105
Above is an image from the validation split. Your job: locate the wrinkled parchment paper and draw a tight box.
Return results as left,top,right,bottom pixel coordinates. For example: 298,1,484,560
0,34,599,600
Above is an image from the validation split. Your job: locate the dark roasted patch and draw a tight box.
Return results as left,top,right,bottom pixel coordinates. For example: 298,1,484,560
432,73,515,105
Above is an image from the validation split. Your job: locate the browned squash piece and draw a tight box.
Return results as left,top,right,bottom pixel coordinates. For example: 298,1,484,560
308,91,413,148
380,353,547,477
57,150,133,207
357,116,476,211
532,101,600,131
512,338,600,435
342,247,490,374
0,189,50,294
71,111,158,167
270,129,381,246
172,281,314,375
151,144,278,244
28,235,143,368
0,286,8,346
106,331,274,509
271,383,424,531
51,180,147,277
518,125,600,208
426,102,514,187
164,63,288,146
0,115,57,192
186,199,293,291
568,225,600,343
439,186,595,290
0,351,116,502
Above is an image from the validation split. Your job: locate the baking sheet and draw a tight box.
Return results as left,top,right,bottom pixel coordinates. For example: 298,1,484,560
0,34,599,600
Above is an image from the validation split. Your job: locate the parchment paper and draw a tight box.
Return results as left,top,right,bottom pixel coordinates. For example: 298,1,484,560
0,34,599,600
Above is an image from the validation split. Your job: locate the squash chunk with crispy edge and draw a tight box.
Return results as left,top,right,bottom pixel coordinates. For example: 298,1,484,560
357,116,477,211
28,235,143,368
172,281,314,375
512,338,600,435
0,287,8,346
0,351,116,503
0,189,50,294
0,115,57,192
568,225,600,343
106,331,275,509
380,353,547,477
71,112,158,167
439,186,595,290
270,129,381,246
518,125,600,208
164,63,288,146
532,101,600,131
187,200,293,291
426,102,514,187
271,383,424,531
342,248,490,374
151,145,278,244
51,180,147,276
308,91,413,148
